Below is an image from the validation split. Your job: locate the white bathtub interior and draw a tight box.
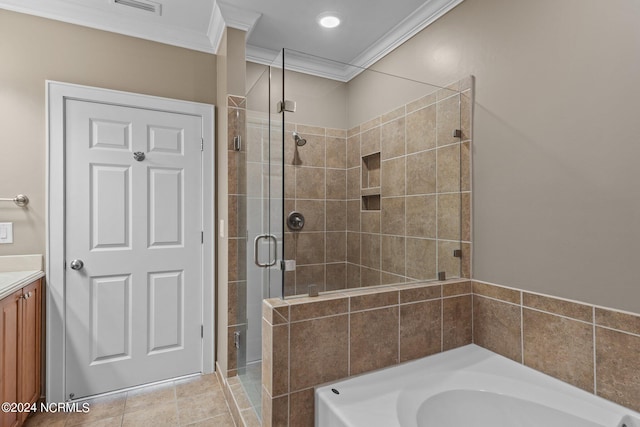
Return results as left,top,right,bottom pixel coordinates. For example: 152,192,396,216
316,344,640,427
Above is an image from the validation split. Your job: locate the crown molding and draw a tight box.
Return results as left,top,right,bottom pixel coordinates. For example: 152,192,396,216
247,0,464,82
0,0,463,81
0,0,262,55
0,0,261,55
0,0,217,53
216,1,261,37
208,1,262,55
344,0,465,80
245,45,281,67
246,45,357,82
207,3,225,54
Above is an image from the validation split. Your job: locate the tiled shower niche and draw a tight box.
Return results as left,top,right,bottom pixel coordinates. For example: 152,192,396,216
361,152,381,211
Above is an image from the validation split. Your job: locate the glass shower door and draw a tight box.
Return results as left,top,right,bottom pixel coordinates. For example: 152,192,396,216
277,48,465,298
238,54,284,419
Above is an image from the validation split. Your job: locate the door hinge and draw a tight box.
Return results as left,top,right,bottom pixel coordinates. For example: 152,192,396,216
201,231,204,244
234,331,240,349
201,138,204,151
201,325,204,338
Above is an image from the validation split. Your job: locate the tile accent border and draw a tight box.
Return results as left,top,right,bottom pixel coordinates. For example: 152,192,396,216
262,279,472,426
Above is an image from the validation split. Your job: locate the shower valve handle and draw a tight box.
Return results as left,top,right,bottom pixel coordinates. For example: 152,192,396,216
287,211,305,231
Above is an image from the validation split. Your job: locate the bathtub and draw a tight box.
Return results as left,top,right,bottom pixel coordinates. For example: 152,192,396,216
315,344,640,427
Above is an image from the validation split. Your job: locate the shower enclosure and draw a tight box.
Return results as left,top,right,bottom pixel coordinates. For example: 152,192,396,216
235,49,468,419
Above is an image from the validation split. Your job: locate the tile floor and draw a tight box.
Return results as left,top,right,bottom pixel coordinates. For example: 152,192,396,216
226,369,261,427
237,362,261,418
24,374,236,427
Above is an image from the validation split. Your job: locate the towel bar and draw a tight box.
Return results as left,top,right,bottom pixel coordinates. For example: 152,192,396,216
0,194,29,207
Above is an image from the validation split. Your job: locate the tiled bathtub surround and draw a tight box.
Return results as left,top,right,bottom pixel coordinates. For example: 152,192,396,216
262,279,472,426
472,280,640,413
260,280,640,426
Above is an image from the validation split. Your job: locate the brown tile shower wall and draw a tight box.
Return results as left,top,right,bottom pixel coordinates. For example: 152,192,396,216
262,279,473,426
283,125,349,296
284,76,474,297
254,71,640,423
345,78,473,289
472,281,640,413
227,95,247,378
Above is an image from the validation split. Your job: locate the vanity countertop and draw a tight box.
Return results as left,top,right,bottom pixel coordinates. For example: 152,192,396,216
0,270,44,300
0,255,44,300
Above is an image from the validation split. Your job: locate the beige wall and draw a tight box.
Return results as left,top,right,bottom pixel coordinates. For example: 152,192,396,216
246,61,348,130
0,9,216,257
348,0,640,314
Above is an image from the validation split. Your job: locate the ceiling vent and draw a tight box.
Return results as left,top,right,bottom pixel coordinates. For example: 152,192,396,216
112,0,162,15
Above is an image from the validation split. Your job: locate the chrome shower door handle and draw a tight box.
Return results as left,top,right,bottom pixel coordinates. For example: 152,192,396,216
253,235,266,267
253,234,278,268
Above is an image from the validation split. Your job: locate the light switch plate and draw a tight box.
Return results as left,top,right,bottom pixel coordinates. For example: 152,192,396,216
0,223,13,244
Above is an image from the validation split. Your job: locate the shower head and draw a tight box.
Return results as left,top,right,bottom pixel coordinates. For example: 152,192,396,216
293,132,307,147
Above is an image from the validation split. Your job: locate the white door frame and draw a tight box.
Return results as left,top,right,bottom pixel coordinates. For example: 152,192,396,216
46,81,215,403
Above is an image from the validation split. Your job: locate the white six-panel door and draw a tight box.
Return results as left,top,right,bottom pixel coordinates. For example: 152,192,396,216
64,99,203,399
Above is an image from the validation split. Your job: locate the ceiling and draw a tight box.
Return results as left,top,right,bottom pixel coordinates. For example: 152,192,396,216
0,0,463,81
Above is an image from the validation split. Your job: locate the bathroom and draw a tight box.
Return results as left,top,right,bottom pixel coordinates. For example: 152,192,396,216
1,0,640,426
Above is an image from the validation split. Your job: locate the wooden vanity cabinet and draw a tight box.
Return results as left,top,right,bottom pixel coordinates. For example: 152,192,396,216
0,288,21,427
0,279,42,427
19,280,41,417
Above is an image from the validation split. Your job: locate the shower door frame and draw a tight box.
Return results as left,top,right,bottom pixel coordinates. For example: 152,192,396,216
236,56,286,417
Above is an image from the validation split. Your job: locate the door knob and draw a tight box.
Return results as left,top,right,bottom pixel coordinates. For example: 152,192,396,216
133,151,145,161
70,259,84,271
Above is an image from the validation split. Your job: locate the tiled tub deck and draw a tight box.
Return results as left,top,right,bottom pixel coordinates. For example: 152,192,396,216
261,279,640,427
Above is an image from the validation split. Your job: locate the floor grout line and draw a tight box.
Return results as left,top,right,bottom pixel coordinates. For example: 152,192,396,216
25,374,234,427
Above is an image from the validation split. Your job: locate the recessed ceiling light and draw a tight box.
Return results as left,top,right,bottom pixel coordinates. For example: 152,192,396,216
317,13,341,29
